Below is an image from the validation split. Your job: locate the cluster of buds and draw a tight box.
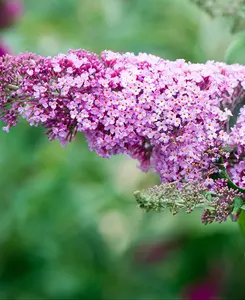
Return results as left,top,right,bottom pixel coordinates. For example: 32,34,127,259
134,182,208,215
1,49,245,223
191,0,245,32
0,0,23,56
134,179,244,224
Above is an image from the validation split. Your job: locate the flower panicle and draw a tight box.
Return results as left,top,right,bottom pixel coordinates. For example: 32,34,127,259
2,49,245,223
1,49,245,187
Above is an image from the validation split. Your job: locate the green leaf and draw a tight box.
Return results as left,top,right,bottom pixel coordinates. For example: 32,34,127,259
233,196,244,213
238,211,245,236
225,33,245,65
230,197,243,222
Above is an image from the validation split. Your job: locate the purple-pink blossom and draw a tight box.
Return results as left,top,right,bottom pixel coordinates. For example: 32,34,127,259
1,49,245,190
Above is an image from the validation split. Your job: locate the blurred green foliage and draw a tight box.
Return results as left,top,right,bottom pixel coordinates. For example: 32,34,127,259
1,0,245,299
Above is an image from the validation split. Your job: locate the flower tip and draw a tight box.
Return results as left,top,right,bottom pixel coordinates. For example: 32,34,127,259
133,190,142,199
2,125,10,133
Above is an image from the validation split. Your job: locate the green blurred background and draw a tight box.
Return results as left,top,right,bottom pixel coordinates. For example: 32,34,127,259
1,0,245,299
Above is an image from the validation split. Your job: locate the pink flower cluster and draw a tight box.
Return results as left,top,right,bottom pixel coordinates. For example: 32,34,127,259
1,49,245,188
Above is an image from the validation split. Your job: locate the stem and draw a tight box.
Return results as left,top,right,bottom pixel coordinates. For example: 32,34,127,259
215,157,245,193
6,84,19,91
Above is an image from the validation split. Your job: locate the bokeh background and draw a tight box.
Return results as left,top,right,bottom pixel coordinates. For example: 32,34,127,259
1,0,245,299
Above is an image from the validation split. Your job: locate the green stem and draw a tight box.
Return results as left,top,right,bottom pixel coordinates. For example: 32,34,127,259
215,157,245,193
